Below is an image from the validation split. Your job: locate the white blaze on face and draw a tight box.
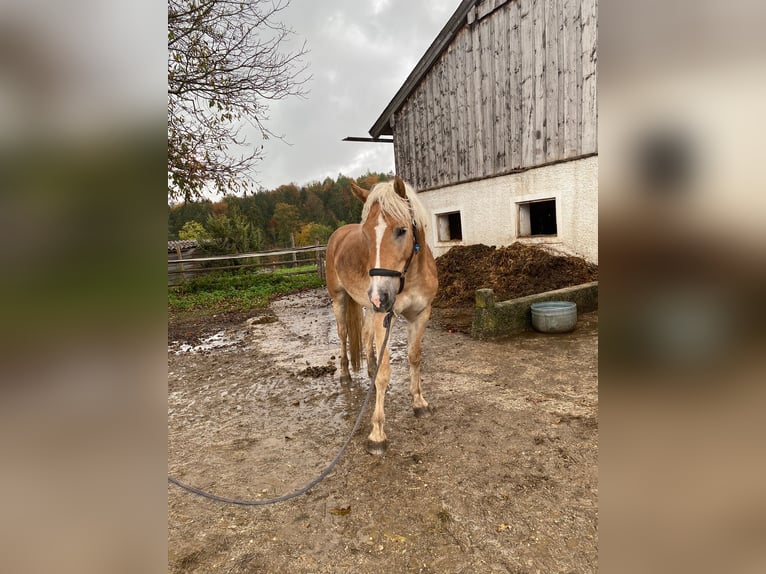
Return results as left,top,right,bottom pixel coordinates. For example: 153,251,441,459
370,213,388,308
374,212,386,268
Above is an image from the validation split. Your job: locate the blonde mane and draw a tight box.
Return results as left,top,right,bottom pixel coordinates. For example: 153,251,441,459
360,179,429,233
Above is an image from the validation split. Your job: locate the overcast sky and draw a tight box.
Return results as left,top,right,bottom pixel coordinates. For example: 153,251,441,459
247,0,458,191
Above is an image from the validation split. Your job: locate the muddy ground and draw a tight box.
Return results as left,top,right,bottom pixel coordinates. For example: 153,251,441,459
168,287,598,573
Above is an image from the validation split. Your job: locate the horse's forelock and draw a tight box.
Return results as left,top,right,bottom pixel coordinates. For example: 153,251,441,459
360,180,429,232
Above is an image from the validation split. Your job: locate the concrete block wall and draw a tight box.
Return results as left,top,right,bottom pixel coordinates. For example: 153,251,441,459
417,156,598,263
472,282,599,340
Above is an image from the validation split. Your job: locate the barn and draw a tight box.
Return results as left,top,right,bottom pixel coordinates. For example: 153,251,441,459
368,0,598,262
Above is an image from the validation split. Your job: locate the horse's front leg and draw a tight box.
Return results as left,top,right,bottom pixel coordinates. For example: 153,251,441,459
362,307,377,378
366,312,394,455
331,298,351,383
407,306,432,417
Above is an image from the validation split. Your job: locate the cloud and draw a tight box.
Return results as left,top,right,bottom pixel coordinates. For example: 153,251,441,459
371,0,392,15
241,0,457,191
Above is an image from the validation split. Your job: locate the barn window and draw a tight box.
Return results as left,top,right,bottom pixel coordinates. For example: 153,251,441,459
518,199,557,237
436,211,463,241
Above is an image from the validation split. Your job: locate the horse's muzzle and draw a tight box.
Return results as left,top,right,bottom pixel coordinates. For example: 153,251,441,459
368,288,392,313
368,280,397,313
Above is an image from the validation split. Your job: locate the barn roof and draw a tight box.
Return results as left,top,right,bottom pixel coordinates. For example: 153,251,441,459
168,239,198,252
369,0,478,138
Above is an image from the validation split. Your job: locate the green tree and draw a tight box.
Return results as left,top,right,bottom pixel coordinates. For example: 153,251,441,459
168,199,213,239
226,195,266,232
168,0,310,201
178,220,209,241
204,206,263,254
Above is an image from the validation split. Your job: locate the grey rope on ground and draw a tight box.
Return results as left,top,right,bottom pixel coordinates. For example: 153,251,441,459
167,310,394,506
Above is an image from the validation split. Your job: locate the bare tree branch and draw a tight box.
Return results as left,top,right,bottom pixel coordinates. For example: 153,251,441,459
168,0,310,201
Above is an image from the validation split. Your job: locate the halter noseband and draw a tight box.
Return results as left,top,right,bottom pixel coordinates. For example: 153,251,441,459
368,199,421,295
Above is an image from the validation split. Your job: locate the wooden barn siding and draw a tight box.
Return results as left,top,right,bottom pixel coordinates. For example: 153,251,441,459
392,0,597,191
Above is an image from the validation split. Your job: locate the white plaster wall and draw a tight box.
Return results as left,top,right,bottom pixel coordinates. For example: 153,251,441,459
417,156,598,263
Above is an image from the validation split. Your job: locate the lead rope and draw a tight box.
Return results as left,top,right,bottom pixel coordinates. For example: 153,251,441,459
167,310,395,506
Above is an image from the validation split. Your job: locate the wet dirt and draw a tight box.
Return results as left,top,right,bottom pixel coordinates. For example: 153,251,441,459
168,288,598,573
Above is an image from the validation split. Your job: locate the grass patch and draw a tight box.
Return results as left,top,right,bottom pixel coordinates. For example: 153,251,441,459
169,266,325,314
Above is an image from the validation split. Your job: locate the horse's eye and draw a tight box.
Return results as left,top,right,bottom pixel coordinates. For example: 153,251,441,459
395,227,407,238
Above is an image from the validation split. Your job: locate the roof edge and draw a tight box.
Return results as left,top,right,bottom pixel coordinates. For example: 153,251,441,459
369,0,477,138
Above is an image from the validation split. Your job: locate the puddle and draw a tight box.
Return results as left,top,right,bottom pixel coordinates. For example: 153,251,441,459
169,329,246,355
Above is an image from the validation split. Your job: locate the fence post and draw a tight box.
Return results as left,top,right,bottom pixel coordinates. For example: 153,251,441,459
290,233,298,268
317,246,326,280
175,245,186,282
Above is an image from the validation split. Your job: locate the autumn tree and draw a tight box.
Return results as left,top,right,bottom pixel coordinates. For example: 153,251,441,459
294,222,333,246
168,0,310,202
167,172,394,245
270,202,301,244
299,188,328,225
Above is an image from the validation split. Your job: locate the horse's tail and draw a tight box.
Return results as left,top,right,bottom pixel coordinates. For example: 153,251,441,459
345,298,363,372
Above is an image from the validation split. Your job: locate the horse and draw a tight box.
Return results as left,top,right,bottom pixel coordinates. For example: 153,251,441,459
325,176,439,455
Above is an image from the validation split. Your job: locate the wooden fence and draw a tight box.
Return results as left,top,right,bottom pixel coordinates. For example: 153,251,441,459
168,245,326,286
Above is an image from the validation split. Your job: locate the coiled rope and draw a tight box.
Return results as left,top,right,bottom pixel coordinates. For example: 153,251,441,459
167,310,394,506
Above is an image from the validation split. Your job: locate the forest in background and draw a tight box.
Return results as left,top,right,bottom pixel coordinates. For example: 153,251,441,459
168,172,392,253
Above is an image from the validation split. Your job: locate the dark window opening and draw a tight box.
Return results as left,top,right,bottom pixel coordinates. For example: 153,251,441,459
518,199,557,237
437,211,463,241
447,212,462,240
529,200,557,235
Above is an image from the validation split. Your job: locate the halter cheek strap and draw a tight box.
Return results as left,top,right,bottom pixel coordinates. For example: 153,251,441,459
368,200,420,294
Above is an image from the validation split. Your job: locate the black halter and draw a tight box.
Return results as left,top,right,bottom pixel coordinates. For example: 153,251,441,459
368,201,421,295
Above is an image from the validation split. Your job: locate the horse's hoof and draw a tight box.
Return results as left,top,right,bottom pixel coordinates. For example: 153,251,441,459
414,406,433,418
340,373,352,384
366,439,388,455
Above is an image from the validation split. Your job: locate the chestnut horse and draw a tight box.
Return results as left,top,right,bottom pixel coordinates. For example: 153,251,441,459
325,176,438,455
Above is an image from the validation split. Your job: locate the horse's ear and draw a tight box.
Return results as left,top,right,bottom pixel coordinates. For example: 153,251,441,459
393,176,407,199
349,181,369,203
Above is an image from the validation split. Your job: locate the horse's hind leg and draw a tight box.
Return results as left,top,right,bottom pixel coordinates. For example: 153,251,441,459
331,296,351,383
407,306,432,417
